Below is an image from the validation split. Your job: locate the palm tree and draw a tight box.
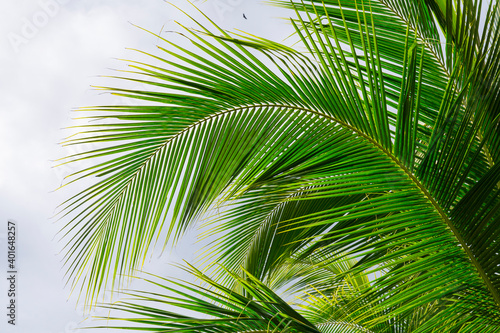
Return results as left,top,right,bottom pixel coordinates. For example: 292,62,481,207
58,0,500,331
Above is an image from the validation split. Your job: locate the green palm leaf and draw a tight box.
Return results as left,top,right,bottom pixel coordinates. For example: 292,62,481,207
58,0,500,331
92,265,321,332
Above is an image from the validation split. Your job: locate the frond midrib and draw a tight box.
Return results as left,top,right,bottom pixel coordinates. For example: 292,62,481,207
246,102,500,309
74,100,499,311
378,0,450,79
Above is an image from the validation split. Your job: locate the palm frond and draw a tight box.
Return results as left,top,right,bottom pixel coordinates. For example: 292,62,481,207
92,265,321,332
58,1,500,331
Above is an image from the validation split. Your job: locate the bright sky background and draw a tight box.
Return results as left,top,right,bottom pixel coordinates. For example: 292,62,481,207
0,1,293,332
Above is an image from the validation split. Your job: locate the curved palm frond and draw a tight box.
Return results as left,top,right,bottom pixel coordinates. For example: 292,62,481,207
93,265,321,333
58,0,500,331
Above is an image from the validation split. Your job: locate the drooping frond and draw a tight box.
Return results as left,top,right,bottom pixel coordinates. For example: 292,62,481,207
58,1,500,331
93,266,321,333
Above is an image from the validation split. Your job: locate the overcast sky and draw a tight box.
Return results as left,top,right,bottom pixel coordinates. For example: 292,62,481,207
0,1,293,332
